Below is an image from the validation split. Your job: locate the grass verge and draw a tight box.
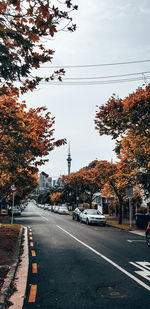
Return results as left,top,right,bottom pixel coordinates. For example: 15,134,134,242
106,220,136,231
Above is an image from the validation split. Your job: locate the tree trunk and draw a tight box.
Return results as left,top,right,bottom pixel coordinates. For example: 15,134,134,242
89,192,93,209
118,197,123,224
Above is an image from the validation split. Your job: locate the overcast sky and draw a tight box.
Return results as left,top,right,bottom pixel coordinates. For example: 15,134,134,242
23,0,150,178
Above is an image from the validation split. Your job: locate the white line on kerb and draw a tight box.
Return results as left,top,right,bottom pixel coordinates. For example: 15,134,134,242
57,225,150,292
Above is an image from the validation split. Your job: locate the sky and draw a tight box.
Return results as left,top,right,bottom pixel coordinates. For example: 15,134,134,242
23,0,150,178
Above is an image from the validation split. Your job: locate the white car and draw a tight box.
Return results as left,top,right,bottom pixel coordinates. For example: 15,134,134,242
58,206,69,215
80,209,106,226
53,205,60,213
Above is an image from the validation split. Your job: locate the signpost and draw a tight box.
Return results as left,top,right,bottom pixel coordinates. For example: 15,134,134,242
125,186,133,228
10,184,16,224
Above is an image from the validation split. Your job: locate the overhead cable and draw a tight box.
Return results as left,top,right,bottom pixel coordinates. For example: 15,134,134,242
39,75,150,85
40,59,150,69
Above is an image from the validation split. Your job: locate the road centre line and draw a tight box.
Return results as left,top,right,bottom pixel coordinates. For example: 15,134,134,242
32,263,38,274
31,250,36,257
30,242,34,247
57,225,150,292
28,285,37,303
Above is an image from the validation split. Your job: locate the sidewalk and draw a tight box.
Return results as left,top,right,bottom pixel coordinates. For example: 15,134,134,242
106,215,145,236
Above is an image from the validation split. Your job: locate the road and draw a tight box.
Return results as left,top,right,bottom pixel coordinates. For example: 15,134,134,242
15,202,150,309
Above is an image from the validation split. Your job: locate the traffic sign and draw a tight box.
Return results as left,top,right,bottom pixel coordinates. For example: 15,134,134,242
125,186,133,198
10,184,16,192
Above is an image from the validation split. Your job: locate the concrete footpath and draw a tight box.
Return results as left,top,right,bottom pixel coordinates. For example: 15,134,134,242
0,227,28,309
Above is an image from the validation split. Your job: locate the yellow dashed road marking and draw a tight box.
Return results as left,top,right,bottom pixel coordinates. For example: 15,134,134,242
28,285,37,303
32,263,37,274
30,242,34,247
31,250,36,257
29,236,33,240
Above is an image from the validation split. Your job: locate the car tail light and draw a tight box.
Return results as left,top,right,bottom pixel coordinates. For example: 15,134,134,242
147,221,150,230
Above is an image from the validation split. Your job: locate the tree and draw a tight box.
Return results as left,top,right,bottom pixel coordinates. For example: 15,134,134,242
0,88,65,202
0,0,78,92
62,172,83,206
91,160,137,224
50,192,62,205
63,164,103,208
95,85,150,139
95,84,150,195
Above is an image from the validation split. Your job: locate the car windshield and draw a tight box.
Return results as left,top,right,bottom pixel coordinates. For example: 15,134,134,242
61,207,67,210
86,209,102,215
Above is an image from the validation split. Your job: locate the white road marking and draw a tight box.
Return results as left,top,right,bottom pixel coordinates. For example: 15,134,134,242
39,214,49,221
57,225,150,292
137,262,150,270
130,262,150,282
127,240,145,243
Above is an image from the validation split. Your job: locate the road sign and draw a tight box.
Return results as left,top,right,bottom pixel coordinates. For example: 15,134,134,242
10,184,16,192
125,186,133,198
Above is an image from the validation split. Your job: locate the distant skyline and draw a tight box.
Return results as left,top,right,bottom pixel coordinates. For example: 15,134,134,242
22,0,150,177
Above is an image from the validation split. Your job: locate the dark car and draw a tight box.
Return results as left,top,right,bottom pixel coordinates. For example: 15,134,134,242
72,207,85,221
146,221,150,247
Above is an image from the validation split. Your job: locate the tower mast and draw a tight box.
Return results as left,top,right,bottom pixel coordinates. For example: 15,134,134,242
67,142,72,175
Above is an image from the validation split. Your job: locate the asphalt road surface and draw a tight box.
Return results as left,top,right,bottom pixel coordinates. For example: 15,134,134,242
15,202,150,309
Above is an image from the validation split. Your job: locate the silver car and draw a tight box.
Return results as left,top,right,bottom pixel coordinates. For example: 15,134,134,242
80,209,106,226
58,206,69,215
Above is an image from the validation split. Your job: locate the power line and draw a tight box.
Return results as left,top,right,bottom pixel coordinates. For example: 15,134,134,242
40,59,150,69
62,70,150,80
39,75,150,85
22,70,150,81
21,69,150,83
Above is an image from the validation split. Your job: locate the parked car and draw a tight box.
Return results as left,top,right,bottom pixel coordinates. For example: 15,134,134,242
80,209,106,226
53,206,60,213
48,205,52,211
44,204,49,210
8,207,21,216
58,206,69,215
72,207,85,221
146,221,150,247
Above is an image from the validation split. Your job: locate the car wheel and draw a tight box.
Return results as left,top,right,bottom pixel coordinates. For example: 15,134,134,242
86,219,89,225
72,216,74,220
146,232,150,247
80,218,82,223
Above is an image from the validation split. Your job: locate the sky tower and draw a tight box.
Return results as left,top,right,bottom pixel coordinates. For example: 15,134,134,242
67,143,72,175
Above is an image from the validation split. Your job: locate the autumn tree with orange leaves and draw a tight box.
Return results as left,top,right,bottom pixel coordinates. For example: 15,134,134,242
0,1,77,202
62,167,102,208
50,192,62,205
0,0,77,92
0,88,65,203
95,84,150,196
94,160,138,224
